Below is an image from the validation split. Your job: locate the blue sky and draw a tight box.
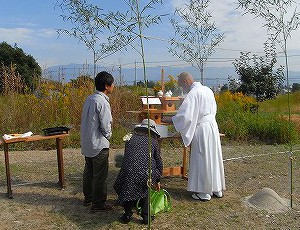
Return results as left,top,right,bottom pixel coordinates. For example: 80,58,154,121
1,0,300,74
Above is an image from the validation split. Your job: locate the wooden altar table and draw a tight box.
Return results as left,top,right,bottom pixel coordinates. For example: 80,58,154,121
0,133,69,198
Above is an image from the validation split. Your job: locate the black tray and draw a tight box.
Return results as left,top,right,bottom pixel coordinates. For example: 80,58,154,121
42,126,70,136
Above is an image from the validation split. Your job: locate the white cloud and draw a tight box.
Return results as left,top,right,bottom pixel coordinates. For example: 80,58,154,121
0,27,84,66
169,0,188,9
2,1,299,71
167,0,300,70
0,28,33,44
0,27,57,46
37,29,57,38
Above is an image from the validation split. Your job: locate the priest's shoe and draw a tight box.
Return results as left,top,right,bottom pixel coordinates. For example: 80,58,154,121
212,191,223,198
191,193,211,201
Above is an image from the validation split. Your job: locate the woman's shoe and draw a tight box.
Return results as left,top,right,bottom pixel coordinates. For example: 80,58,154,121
141,214,155,225
119,213,132,224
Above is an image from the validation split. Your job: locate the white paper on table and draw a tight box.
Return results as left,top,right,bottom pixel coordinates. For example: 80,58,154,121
21,131,33,137
3,131,33,140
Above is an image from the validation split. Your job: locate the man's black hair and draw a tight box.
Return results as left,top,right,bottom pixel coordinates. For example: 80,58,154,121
95,71,114,92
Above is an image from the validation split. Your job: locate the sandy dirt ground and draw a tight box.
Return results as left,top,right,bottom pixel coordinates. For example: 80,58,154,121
0,145,300,229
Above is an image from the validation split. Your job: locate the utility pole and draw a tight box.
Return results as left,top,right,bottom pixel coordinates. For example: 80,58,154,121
134,60,137,86
119,62,122,86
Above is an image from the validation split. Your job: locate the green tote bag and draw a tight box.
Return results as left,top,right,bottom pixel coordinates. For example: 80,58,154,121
137,189,172,216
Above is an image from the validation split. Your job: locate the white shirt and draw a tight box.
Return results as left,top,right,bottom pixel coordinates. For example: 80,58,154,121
80,91,112,157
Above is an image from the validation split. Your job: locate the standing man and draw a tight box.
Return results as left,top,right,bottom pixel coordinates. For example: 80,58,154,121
171,72,225,201
80,71,114,212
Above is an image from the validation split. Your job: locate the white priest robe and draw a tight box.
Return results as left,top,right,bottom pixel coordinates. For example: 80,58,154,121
172,82,225,194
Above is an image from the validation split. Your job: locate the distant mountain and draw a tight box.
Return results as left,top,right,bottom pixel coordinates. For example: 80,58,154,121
43,63,300,87
121,66,236,87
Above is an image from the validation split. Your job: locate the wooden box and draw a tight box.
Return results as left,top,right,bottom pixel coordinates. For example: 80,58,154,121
160,97,180,112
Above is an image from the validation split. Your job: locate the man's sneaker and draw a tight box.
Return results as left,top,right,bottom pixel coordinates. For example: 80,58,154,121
83,199,92,206
90,203,113,213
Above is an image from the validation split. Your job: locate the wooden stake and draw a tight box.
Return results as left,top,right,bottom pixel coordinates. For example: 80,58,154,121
161,68,165,93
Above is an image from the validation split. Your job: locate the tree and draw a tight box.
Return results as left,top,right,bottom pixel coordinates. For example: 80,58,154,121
56,0,164,83
169,0,225,84
56,0,129,77
227,78,241,93
238,0,300,90
136,80,145,87
233,40,284,101
105,0,165,70
220,84,228,93
0,42,41,93
238,0,300,207
69,75,94,88
291,83,300,92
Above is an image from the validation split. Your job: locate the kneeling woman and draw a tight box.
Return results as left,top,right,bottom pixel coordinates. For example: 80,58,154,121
114,119,163,225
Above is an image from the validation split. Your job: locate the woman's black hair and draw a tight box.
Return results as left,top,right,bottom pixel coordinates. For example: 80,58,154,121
95,71,114,92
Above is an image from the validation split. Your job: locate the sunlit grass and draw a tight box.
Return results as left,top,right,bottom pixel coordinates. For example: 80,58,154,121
1,85,299,149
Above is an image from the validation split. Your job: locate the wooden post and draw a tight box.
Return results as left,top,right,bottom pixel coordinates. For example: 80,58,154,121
161,68,165,93
182,146,187,180
4,143,13,198
56,137,65,189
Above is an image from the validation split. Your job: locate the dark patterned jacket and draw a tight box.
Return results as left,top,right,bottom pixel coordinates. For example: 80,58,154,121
114,132,163,203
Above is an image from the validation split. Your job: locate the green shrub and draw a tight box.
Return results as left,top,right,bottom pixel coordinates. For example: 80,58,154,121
216,91,298,144
217,104,249,141
110,124,128,149
245,113,298,144
1,86,299,149
259,91,300,114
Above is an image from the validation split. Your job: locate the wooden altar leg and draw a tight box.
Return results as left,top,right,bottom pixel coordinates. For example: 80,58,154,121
56,138,65,189
4,144,13,198
182,146,188,179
